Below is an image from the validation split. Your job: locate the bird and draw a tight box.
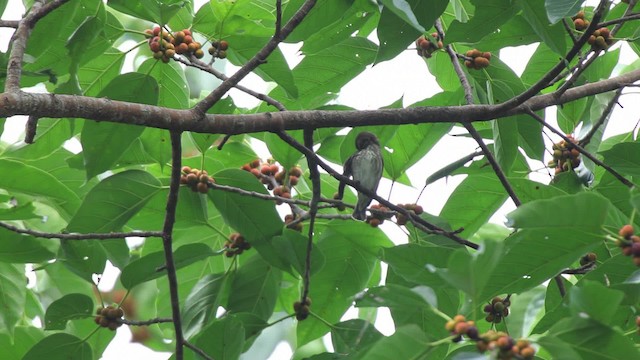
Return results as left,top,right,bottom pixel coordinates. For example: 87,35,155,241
338,131,383,221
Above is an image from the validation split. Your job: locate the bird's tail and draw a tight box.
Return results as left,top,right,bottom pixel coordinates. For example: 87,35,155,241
352,195,370,221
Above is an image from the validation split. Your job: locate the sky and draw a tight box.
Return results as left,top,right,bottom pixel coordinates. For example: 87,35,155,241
1,0,638,359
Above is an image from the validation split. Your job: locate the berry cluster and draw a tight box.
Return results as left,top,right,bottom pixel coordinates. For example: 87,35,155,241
587,27,613,51
483,296,510,324
415,32,443,58
617,224,640,266
548,135,580,175
284,213,303,232
395,203,424,225
572,11,590,31
241,159,302,201
445,315,479,343
208,40,229,59
366,204,392,228
224,233,251,257
475,331,536,360
464,49,491,70
94,305,124,331
445,315,536,359
579,252,597,266
180,166,215,194
293,297,312,321
144,26,204,63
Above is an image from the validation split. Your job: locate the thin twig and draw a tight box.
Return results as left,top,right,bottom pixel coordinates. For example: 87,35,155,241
580,88,623,147
0,221,163,240
276,130,479,249
275,0,283,39
435,19,522,207
5,0,71,92
24,115,39,143
120,317,173,326
174,56,287,111
183,340,214,360
191,0,316,117
0,20,19,28
493,0,608,113
524,107,634,188
554,275,566,297
301,129,319,304
163,131,185,360
561,262,597,275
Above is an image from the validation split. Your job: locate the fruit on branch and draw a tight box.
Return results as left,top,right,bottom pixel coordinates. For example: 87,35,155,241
224,233,251,257
366,204,392,227
579,252,597,266
415,32,443,58
146,26,204,62
180,166,215,193
464,49,491,70
293,297,312,321
208,39,230,59
394,203,424,226
572,10,590,31
483,296,511,324
284,213,303,232
94,305,124,331
587,27,614,51
615,224,640,267
549,134,581,176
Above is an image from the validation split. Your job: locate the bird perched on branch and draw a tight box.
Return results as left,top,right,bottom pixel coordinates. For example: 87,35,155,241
337,131,383,221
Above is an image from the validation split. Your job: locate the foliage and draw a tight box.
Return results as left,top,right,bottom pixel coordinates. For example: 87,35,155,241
1,0,640,359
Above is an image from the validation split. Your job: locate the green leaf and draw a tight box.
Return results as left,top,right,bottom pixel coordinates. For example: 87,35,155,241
22,333,93,360
0,159,80,214
192,315,245,360
379,0,426,33
0,263,26,337
568,281,624,326
271,230,326,277
0,227,56,263
600,142,640,178
331,319,383,356
447,0,520,44
182,272,232,339
227,254,282,321
78,48,125,97
545,0,584,24
66,16,104,69
108,0,187,24
81,73,158,179
381,244,455,286
44,294,94,330
120,243,216,289
0,326,44,360
359,325,434,360
67,170,162,233
264,131,304,171
521,0,566,55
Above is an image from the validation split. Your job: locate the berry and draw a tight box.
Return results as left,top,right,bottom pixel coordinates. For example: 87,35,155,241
218,40,229,50
619,224,634,239
473,56,490,69
218,50,227,59
197,182,209,193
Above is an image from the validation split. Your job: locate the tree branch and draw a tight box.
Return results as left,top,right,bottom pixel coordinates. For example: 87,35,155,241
5,0,71,92
191,0,316,116
0,221,163,240
0,20,19,28
163,131,186,360
580,88,622,147
301,129,319,304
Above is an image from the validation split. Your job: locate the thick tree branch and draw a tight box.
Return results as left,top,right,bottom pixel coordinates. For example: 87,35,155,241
0,221,162,240
163,131,186,360
191,0,316,116
5,0,71,92
1,67,637,134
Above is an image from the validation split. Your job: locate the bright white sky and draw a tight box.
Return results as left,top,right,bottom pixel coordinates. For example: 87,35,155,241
1,1,638,359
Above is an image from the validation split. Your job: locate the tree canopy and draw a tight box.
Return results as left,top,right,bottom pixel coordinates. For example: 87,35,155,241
1,0,640,359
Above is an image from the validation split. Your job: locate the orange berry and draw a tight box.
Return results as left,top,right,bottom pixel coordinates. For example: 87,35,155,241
619,224,634,238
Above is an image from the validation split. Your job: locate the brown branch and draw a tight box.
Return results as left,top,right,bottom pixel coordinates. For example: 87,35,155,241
275,0,283,38
24,115,39,143
191,0,317,116
174,56,286,111
276,130,480,249
493,0,608,112
120,317,172,326
0,221,163,240
301,129,319,305
163,131,185,360
183,340,214,360
580,88,622,147
0,20,19,28
436,20,521,207
554,275,566,297
1,68,638,133
5,0,71,92
598,13,640,28
524,107,635,188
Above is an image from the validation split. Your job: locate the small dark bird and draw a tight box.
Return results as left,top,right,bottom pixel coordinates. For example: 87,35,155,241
338,131,383,220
